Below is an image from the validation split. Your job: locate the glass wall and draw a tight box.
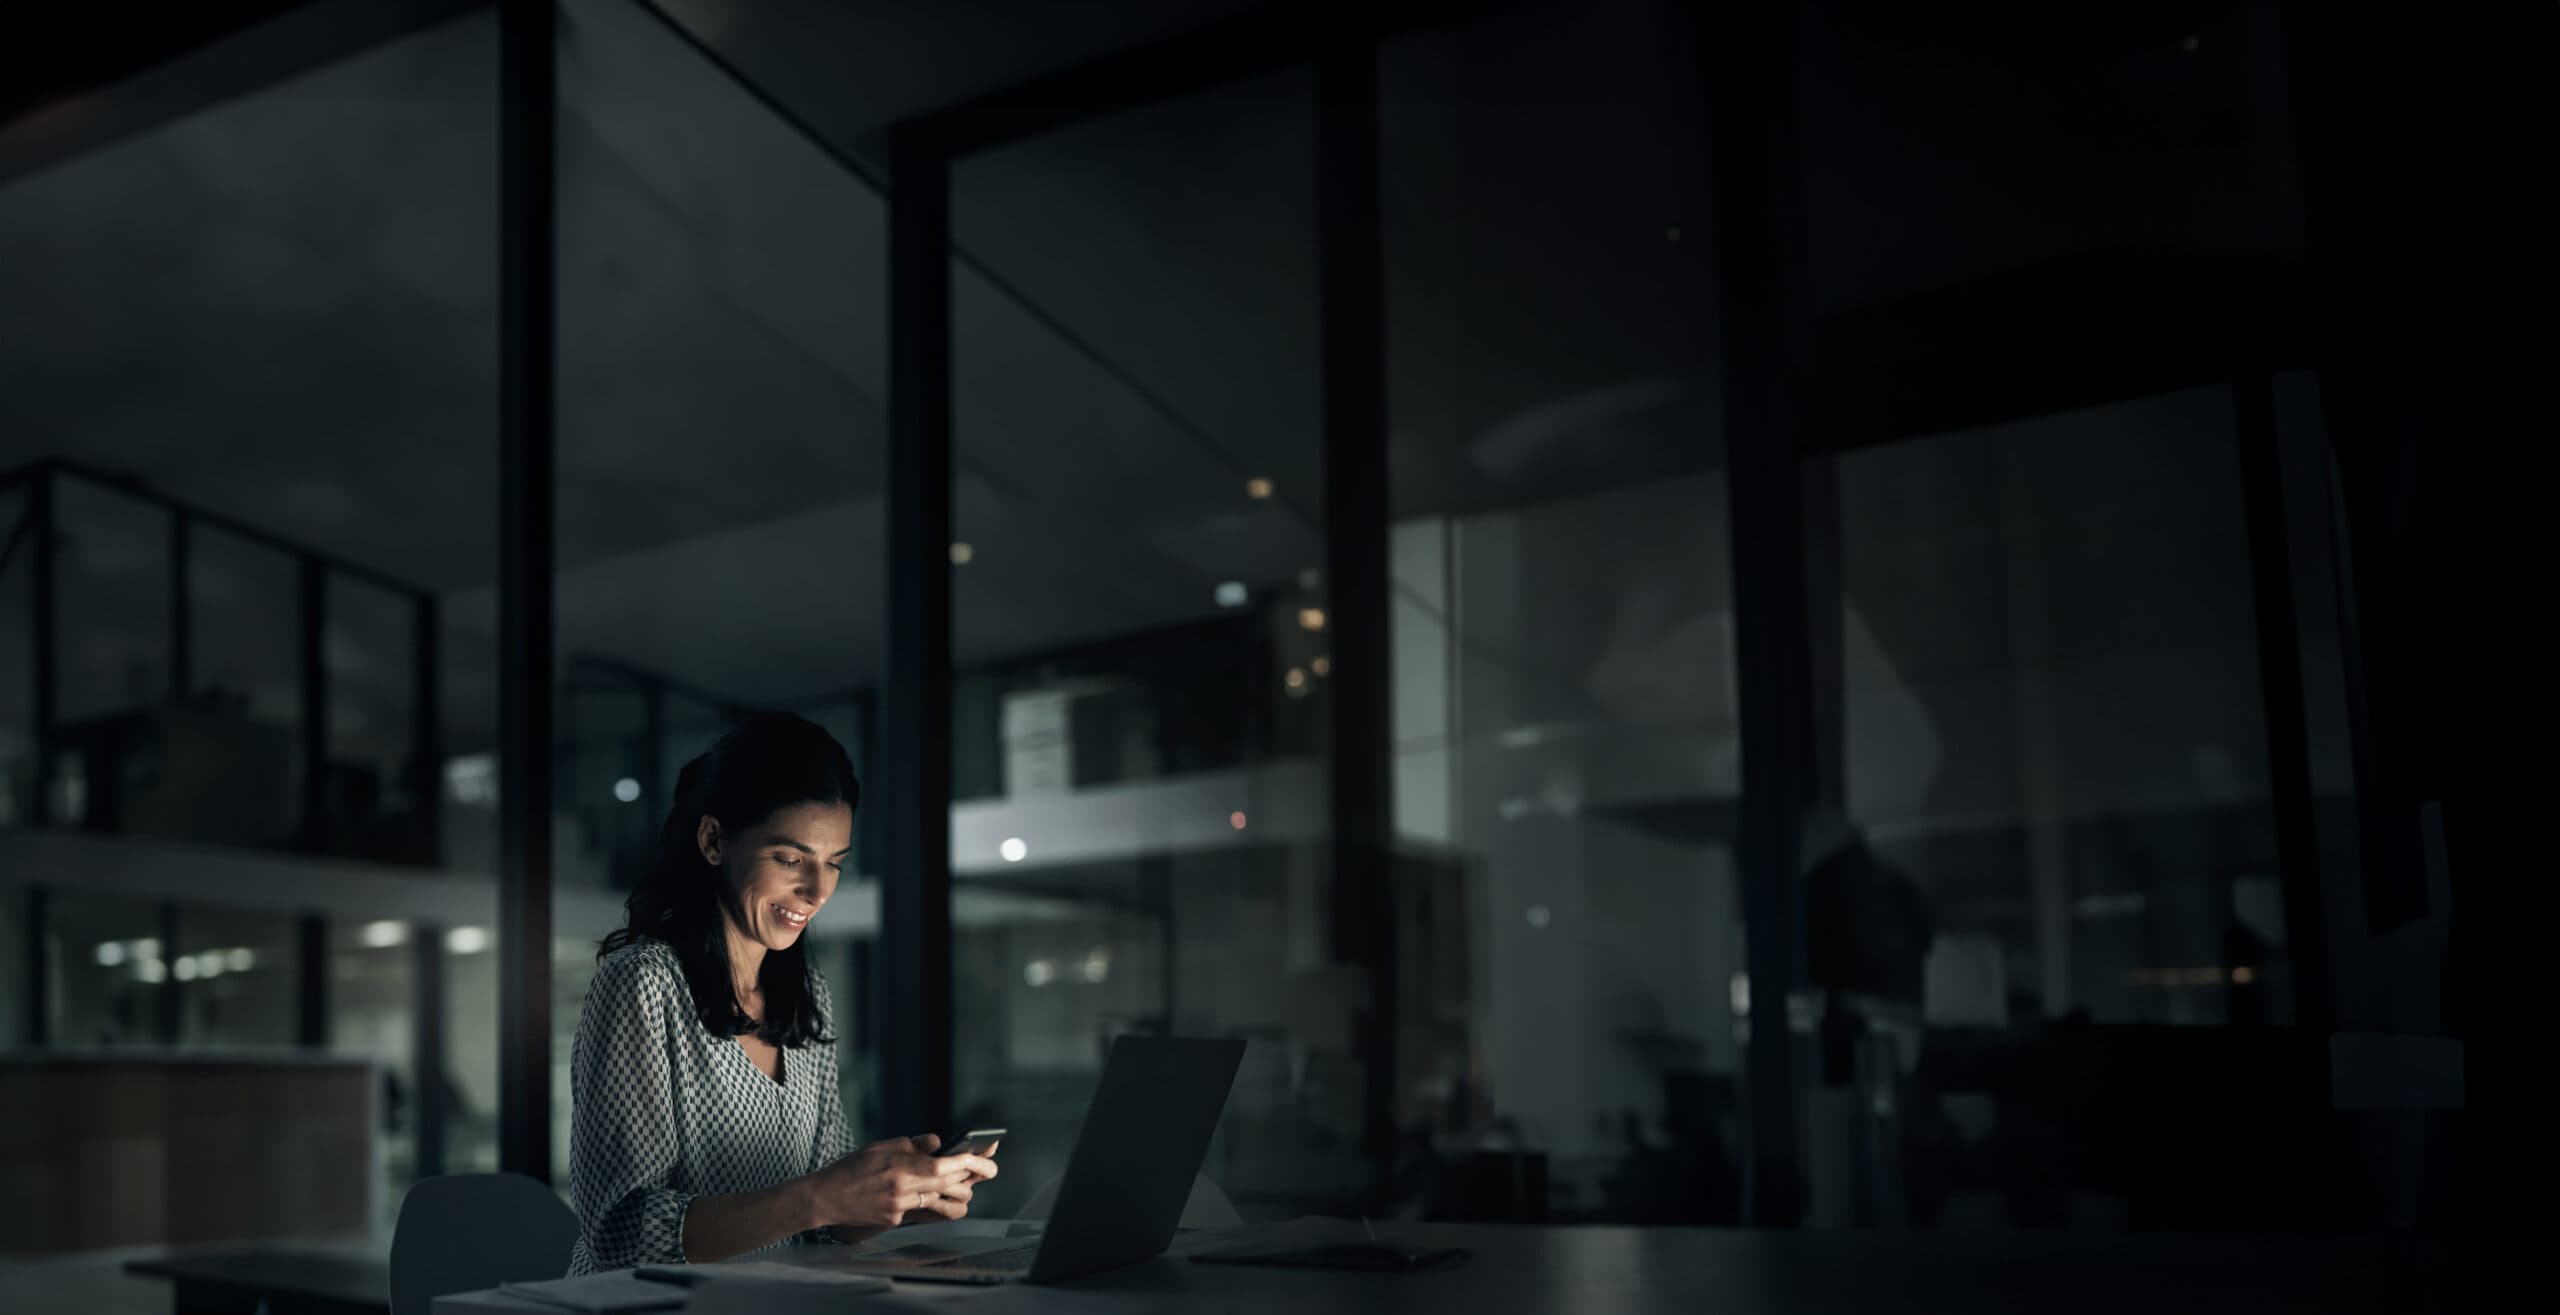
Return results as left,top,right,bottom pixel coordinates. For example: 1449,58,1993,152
0,3,501,1233
549,0,887,1177
1380,0,1744,1223
948,65,1343,1215
1780,0,2362,1231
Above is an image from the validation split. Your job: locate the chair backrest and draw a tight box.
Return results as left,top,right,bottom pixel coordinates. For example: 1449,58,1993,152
1017,1173,1242,1231
389,1173,580,1315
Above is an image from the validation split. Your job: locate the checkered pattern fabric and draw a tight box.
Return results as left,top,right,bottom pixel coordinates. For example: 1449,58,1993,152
565,940,847,1273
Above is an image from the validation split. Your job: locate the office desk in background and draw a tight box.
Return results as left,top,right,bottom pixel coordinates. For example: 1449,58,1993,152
430,1219,2459,1315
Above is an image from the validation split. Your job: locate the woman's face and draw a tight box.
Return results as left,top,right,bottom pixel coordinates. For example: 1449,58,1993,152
699,800,851,954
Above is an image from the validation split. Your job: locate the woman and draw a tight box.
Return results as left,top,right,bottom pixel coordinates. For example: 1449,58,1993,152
567,713,995,1273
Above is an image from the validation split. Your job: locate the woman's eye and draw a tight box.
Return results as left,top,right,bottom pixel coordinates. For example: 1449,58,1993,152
775,854,800,868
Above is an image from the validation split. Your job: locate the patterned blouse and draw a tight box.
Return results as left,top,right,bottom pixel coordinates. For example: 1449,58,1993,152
566,940,848,1274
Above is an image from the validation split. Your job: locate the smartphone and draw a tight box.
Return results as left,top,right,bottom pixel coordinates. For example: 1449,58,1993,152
935,1127,1006,1159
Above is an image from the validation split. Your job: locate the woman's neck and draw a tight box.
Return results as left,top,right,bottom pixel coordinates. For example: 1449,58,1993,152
721,913,767,1005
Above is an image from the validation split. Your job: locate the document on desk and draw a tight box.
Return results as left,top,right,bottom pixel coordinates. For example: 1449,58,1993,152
492,1272,687,1313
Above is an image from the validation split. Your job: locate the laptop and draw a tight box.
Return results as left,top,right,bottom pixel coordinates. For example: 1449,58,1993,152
829,1035,1246,1285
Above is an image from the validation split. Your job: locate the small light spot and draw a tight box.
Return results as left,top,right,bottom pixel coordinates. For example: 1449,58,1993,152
1000,837,1028,863
1297,567,1321,589
1214,581,1249,608
1297,607,1326,632
1245,476,1274,500
1666,225,1682,243
612,777,641,803
174,957,200,982
1229,811,1248,831
447,926,491,955
2180,34,2201,53
95,942,126,967
360,920,407,949
949,541,975,565
1024,959,1055,987
1526,904,1552,929
225,947,255,973
2231,965,2255,985
137,958,168,984
1080,949,1111,984
1310,655,1331,677
1284,667,1307,690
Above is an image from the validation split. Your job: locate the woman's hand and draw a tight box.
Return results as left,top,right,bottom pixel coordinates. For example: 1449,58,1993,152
809,1134,999,1236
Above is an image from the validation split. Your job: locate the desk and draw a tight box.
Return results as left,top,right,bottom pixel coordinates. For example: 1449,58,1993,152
125,1250,388,1315
429,1219,2458,1314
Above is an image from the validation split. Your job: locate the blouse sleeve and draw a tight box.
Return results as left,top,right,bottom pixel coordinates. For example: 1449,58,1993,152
569,947,695,1269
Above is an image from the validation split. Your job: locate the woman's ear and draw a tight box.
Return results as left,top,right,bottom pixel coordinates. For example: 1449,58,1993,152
696,815,723,866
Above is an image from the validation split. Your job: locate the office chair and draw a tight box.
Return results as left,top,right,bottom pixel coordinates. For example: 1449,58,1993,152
389,1173,580,1315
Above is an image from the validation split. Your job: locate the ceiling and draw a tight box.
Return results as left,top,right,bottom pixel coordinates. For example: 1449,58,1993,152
0,0,2306,753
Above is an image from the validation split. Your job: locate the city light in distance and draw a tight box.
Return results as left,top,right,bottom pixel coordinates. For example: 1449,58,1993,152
1283,667,1307,691
613,777,641,803
1245,477,1274,500
1297,607,1326,632
447,926,491,955
361,920,408,949
1214,581,1248,608
950,542,975,565
1311,655,1331,677
1000,837,1028,863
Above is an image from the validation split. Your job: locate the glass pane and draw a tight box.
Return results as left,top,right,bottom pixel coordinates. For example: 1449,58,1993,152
552,0,888,1190
1381,0,1743,1224
0,480,32,825
1804,390,2303,1228
172,906,298,1048
0,2,500,1227
950,65,1335,1217
45,893,166,1047
325,576,426,863
182,525,302,850
328,915,418,1214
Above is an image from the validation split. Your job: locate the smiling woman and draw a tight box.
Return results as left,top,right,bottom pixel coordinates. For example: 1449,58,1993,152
568,713,995,1273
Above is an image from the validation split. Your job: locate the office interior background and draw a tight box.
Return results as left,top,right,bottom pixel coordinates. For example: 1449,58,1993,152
0,0,2467,1283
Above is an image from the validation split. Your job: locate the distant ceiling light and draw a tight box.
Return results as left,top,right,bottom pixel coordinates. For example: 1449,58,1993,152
1525,904,1553,929
174,956,200,982
447,926,491,955
137,958,168,984
949,541,975,565
1213,581,1248,608
612,777,641,804
1310,655,1331,677
1284,667,1308,691
1297,607,1326,632
95,942,127,967
1245,477,1274,500
1000,837,1028,863
1229,811,1248,831
360,920,408,949
1297,568,1321,589
1024,958,1056,988
225,947,255,973
1080,949,1111,984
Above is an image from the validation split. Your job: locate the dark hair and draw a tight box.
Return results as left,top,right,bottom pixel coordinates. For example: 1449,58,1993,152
600,711,856,1049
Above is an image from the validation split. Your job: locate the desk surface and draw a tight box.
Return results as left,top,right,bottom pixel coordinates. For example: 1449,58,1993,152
430,1219,2459,1315
126,1250,388,1312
